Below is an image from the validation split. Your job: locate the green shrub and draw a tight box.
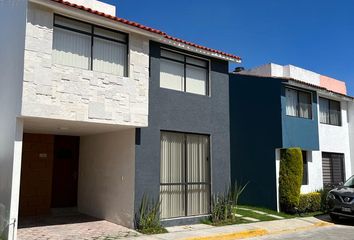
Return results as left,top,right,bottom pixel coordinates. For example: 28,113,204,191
298,192,321,213
135,194,167,235
210,182,248,224
318,188,330,212
279,148,303,213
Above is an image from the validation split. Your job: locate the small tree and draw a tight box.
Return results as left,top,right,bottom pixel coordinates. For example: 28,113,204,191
279,148,303,213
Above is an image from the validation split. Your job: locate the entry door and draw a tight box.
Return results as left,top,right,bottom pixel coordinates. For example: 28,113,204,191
20,134,54,216
51,136,80,208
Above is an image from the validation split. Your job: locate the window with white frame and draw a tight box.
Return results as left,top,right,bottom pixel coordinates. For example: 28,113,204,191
160,131,210,219
319,97,341,126
160,49,209,95
285,87,312,119
53,15,128,76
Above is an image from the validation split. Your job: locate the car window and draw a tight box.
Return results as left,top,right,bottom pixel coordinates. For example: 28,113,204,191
344,176,354,188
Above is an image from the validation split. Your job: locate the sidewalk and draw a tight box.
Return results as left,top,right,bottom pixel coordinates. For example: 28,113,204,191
127,217,333,240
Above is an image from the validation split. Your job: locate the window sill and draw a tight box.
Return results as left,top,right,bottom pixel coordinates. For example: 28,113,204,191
320,122,342,127
285,114,313,120
52,64,129,78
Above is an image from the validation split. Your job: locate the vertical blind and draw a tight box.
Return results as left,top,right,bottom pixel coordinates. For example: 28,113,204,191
53,28,91,69
285,87,312,119
52,15,128,76
160,59,185,92
159,49,208,95
160,132,210,219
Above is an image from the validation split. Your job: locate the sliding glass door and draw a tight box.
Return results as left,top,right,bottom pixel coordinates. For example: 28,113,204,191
160,131,210,219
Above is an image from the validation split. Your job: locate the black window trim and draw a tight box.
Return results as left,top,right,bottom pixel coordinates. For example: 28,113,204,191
319,97,342,126
160,130,211,219
53,14,129,77
285,86,313,120
160,48,210,96
322,152,346,186
302,151,309,186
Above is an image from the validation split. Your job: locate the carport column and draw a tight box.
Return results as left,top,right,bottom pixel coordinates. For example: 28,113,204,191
275,149,281,212
8,119,24,240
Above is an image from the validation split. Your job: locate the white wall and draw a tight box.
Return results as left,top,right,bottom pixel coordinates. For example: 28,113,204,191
241,63,321,86
301,151,323,193
23,3,149,127
318,97,352,182
283,65,320,86
78,129,135,228
349,102,354,177
65,0,116,16
0,1,27,239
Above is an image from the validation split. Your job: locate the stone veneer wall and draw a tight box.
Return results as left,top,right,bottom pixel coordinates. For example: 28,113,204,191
22,3,149,127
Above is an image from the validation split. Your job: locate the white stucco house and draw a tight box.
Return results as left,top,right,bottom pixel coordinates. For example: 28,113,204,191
242,63,354,204
0,0,241,239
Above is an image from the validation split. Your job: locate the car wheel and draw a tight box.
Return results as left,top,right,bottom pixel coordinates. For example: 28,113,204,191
330,213,340,222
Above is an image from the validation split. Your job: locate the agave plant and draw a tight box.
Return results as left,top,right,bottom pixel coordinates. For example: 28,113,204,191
210,181,248,224
136,194,167,234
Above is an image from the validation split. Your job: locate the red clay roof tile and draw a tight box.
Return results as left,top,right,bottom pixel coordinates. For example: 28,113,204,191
50,0,241,61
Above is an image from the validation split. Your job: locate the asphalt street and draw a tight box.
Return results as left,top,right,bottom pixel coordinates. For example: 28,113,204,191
250,216,354,240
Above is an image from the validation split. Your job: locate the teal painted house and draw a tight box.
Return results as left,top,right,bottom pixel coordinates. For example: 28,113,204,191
230,63,352,211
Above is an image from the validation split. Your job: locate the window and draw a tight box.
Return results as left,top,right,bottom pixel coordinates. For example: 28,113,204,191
160,131,210,219
302,151,308,185
160,49,209,95
53,15,128,76
285,87,312,119
322,152,345,186
319,97,341,126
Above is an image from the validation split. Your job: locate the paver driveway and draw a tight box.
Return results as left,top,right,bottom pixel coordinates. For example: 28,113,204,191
17,214,139,240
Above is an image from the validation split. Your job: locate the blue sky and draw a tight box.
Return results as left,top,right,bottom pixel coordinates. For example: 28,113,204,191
102,0,354,95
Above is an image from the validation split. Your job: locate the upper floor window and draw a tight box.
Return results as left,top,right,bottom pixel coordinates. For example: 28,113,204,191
285,87,312,119
53,15,128,76
160,49,209,96
319,97,341,126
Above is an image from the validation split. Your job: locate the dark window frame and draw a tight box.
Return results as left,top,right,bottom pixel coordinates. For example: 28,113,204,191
285,86,313,119
302,151,309,185
319,97,342,126
160,130,211,218
160,48,210,96
53,14,129,77
322,152,345,186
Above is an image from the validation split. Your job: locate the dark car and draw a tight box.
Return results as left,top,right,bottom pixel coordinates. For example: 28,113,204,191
327,175,354,221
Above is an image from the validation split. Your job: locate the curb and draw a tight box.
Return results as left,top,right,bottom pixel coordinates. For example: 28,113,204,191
183,229,268,240
182,221,333,240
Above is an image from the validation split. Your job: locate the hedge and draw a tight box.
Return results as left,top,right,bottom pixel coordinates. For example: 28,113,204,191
298,192,321,213
279,148,303,213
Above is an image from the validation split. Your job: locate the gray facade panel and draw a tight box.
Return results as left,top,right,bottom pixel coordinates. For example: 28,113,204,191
134,41,230,224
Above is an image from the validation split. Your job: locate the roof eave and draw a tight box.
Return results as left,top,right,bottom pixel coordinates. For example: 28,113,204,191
30,0,241,63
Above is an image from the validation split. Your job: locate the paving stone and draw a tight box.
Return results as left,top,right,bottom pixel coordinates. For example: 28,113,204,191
242,217,261,222
267,214,285,219
251,210,268,215
17,214,139,240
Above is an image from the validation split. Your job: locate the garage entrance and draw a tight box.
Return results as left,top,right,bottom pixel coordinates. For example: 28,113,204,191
19,133,79,217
